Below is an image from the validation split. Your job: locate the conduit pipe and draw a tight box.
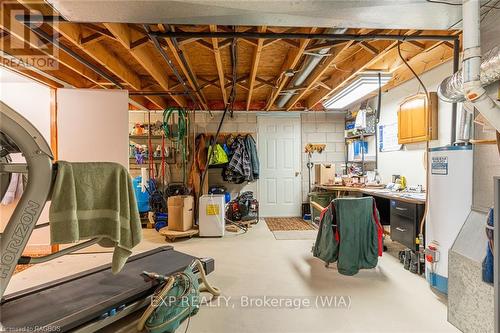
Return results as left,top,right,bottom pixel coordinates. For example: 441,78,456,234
276,28,347,108
460,0,500,131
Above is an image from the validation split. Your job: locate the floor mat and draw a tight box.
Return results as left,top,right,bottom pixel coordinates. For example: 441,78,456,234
264,217,315,231
272,230,317,240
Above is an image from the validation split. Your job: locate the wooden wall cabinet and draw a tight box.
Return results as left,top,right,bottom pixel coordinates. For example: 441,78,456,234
398,92,438,144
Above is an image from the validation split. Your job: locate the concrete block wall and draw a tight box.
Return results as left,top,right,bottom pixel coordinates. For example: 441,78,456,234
194,111,257,134
129,111,345,204
129,110,258,187
300,112,345,202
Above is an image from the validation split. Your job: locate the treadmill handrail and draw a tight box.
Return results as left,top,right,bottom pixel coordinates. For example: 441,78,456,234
17,237,104,265
0,102,54,299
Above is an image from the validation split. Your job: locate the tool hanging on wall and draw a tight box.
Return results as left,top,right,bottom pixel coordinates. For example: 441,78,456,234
163,107,188,184
304,143,326,193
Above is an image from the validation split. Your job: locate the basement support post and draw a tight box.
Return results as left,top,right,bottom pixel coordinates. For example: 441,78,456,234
450,38,460,145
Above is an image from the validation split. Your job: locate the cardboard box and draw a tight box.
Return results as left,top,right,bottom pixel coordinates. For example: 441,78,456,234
314,163,336,185
167,195,194,231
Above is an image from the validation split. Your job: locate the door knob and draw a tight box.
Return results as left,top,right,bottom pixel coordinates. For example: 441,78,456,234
295,171,300,177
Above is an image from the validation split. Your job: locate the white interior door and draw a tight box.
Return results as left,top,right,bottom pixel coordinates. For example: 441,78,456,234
258,116,301,217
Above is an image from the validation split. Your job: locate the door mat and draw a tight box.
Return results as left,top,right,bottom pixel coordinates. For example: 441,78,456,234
272,230,317,240
264,217,315,231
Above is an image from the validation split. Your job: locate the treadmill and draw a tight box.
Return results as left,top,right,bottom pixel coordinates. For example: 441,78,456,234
0,101,215,332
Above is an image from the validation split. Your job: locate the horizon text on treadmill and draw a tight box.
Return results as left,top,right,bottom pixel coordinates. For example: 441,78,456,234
0,200,41,279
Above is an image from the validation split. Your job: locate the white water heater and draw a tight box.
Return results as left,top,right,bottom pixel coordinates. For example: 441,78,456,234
199,194,225,237
425,146,472,294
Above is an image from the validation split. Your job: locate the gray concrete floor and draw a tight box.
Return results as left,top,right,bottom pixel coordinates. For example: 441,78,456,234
8,221,459,333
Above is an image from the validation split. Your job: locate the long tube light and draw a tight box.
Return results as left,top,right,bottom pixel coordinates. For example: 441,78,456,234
323,73,392,109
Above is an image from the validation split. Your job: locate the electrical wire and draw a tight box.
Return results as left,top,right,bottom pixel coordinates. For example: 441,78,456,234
447,0,499,29
427,0,500,8
199,31,238,195
426,0,461,5
397,42,429,99
396,41,430,274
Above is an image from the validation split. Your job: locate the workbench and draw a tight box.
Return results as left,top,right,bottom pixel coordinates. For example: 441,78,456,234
312,185,426,250
315,185,426,205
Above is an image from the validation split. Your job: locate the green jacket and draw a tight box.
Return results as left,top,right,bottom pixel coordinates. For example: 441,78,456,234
313,197,381,276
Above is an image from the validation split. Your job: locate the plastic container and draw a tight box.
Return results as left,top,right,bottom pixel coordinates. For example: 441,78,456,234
309,192,336,224
133,176,150,213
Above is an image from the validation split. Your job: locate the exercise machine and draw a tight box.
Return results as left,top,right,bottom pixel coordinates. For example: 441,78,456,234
0,101,215,332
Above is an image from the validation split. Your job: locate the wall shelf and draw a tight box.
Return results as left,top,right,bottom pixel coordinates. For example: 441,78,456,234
129,135,163,140
344,111,377,175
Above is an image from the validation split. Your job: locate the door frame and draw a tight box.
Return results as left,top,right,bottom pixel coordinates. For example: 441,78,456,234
256,113,302,217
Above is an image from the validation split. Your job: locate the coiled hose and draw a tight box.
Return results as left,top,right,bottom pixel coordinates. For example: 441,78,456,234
163,107,188,184
137,259,220,332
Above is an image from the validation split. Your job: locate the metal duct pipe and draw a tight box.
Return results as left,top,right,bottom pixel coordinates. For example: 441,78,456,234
438,45,500,103
457,104,473,141
458,0,500,132
276,28,347,108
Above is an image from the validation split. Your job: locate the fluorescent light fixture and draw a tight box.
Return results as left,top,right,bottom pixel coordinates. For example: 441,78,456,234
323,73,392,109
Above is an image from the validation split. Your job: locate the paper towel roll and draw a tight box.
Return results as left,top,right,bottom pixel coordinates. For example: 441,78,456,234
141,167,149,192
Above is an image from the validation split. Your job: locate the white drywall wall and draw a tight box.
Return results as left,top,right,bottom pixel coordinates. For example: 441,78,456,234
0,68,52,248
372,62,455,186
57,89,129,167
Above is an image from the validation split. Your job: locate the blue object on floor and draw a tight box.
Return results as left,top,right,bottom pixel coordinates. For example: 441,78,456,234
224,192,231,203
133,176,150,213
155,221,167,231
154,213,168,231
427,272,448,294
482,208,494,284
303,213,311,221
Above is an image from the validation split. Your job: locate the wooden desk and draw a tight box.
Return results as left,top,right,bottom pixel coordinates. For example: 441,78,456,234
315,185,426,205
313,185,426,250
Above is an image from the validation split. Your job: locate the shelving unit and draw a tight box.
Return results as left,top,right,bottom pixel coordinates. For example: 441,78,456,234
344,111,377,175
129,133,172,176
129,135,163,140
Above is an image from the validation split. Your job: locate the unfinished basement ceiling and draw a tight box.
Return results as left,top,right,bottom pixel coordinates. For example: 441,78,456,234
1,1,462,111
47,0,463,30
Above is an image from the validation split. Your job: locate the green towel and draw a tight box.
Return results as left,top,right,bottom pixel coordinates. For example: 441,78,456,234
49,161,142,273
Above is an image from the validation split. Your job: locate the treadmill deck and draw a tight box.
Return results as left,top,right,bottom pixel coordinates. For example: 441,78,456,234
0,246,214,332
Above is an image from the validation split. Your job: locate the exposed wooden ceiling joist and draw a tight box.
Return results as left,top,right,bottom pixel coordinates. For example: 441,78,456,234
265,27,318,111
209,25,228,106
17,0,169,110
158,24,208,110
104,23,181,109
4,1,460,112
306,30,422,109
246,26,266,111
